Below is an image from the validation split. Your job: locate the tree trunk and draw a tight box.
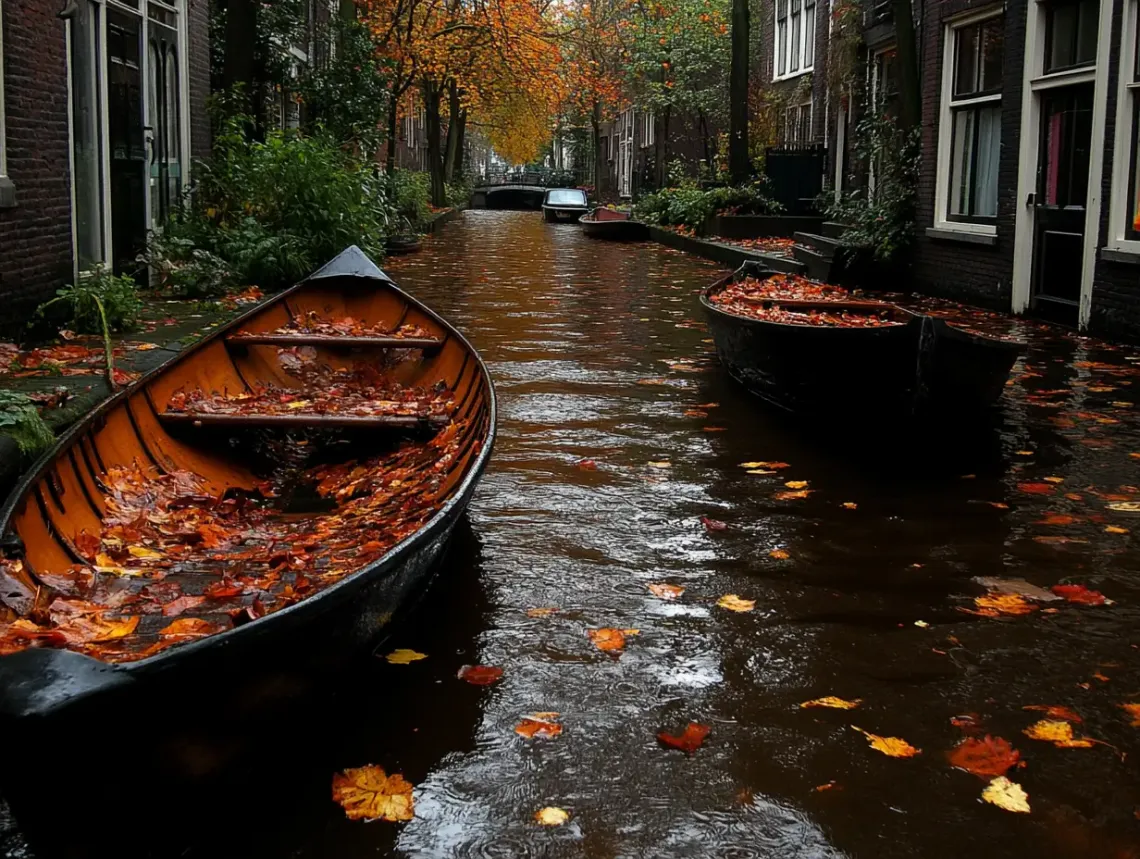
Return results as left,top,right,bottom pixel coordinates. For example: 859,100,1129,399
444,81,462,182
339,0,356,22
891,0,921,131
223,0,258,114
424,81,447,207
698,109,713,174
592,101,603,197
386,82,400,174
452,109,467,180
728,0,750,183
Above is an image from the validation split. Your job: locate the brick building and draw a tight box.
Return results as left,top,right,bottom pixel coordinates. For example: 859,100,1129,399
0,0,210,322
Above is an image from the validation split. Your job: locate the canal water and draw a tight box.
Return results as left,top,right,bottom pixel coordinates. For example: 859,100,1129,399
6,210,1140,857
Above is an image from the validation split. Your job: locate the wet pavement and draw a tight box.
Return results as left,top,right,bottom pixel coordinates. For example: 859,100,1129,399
6,210,1140,857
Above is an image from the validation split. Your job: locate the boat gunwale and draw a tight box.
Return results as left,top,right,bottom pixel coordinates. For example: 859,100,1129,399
0,251,497,675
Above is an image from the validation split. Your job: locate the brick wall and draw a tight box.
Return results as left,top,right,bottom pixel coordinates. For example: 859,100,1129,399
910,0,1023,311
187,0,212,164
0,0,73,319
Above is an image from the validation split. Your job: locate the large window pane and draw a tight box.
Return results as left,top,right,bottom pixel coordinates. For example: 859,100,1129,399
1046,0,1099,72
981,19,1003,90
954,23,979,96
974,106,1000,217
71,0,104,267
950,109,976,217
790,0,801,72
804,0,815,67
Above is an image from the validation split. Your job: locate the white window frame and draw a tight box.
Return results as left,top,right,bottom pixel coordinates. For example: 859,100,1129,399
641,111,655,148
1106,0,1140,255
773,0,815,81
933,7,1003,237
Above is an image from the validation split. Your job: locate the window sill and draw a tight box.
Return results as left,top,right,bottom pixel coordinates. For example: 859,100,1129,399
772,68,813,83
925,226,997,246
1100,247,1140,265
0,176,15,209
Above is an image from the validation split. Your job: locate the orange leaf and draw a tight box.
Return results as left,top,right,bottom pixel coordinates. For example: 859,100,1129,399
1120,703,1140,726
331,765,414,822
1051,584,1107,605
775,489,812,501
458,664,503,685
851,726,921,757
515,715,563,739
589,627,636,652
1023,719,1095,748
657,722,710,753
527,607,559,617
161,594,208,617
159,617,224,637
947,735,1022,778
1018,482,1055,495
1023,704,1083,722
578,458,598,470
648,582,685,600
768,548,790,560
967,593,1039,617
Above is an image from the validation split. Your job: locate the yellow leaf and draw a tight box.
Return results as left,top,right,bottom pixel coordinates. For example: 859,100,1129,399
740,461,789,469
775,489,812,501
1120,703,1140,726
1043,476,1065,484
1022,719,1094,747
717,594,755,612
851,726,921,757
1107,501,1140,512
970,593,1039,617
1105,525,1129,534
385,649,428,664
800,696,861,710
982,776,1030,813
1014,450,1034,456
768,548,790,560
784,480,809,490
648,582,685,600
746,469,776,475
535,807,570,826
648,461,672,469
526,607,559,617
128,546,163,560
331,765,414,822
841,502,858,510
286,400,313,409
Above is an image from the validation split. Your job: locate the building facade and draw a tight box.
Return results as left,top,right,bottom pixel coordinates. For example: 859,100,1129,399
0,0,210,322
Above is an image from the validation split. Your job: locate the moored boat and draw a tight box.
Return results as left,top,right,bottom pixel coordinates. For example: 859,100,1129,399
384,234,424,255
0,246,495,854
579,207,648,241
702,263,1024,418
542,188,589,222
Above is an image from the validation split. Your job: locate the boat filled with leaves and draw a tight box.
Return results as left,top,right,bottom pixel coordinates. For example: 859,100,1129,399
579,207,649,241
701,262,1025,419
0,246,495,853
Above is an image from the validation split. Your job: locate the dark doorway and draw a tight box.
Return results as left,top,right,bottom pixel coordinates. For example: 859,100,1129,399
107,9,147,275
1031,83,1093,326
148,19,182,227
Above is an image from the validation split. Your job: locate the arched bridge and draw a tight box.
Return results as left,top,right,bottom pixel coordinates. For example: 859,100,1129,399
471,170,584,210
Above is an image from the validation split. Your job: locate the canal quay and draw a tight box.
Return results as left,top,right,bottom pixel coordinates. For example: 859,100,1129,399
7,209,1137,858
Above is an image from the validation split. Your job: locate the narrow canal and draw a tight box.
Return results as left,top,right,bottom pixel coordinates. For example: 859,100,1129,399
7,210,1140,858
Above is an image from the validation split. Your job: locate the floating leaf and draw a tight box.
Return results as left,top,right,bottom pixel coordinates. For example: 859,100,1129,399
648,460,672,469
841,502,858,510
458,664,503,685
648,582,685,600
948,736,1022,778
527,607,559,618
967,593,1039,617
851,726,920,757
784,480,809,490
385,649,428,664
700,515,728,531
1105,525,1129,534
1036,513,1077,526
982,776,1030,813
768,548,790,560
1023,719,1095,748
1120,703,1140,726
717,594,755,612
800,696,861,710
973,577,1060,602
588,627,638,652
1023,704,1082,722
740,461,789,469
515,715,562,739
577,458,598,470
775,489,812,501
1018,482,1055,495
657,722,710,753
534,807,569,826
1051,584,1108,605
331,765,414,822
1106,501,1140,512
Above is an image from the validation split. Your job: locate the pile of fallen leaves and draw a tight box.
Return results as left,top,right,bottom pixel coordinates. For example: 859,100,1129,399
165,366,453,420
0,419,467,662
714,237,797,256
713,301,905,328
244,313,431,340
714,274,851,304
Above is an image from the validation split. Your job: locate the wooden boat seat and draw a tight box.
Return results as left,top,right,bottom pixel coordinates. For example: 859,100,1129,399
158,412,450,431
225,333,444,353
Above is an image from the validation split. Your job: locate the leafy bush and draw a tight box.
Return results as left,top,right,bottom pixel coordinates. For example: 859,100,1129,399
389,169,432,232
152,114,394,292
37,265,143,334
0,391,53,456
633,180,781,232
825,114,920,263
446,178,473,211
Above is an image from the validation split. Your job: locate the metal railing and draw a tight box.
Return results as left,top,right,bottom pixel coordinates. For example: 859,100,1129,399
474,170,583,188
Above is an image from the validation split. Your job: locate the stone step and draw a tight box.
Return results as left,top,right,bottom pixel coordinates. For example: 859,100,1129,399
793,232,842,258
821,221,849,240
792,244,836,283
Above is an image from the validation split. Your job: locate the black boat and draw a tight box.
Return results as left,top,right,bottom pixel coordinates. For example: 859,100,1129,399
579,207,649,241
0,246,495,855
541,187,589,222
384,234,424,255
702,264,1024,418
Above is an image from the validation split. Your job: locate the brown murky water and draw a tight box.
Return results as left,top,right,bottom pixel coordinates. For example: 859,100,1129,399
6,210,1140,858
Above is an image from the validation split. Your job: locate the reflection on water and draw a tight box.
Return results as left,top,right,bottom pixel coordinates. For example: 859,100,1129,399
8,210,1140,858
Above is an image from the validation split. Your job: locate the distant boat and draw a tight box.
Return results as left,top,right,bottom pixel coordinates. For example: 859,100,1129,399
384,234,423,255
701,263,1025,419
0,246,496,854
542,188,589,222
579,207,648,241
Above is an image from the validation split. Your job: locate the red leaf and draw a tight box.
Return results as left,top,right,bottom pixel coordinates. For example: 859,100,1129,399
458,664,503,685
1051,584,1107,605
161,594,208,617
1018,482,1055,495
578,458,598,471
657,722,710,754
947,735,1022,778
74,531,101,561
700,515,728,532
204,578,244,599
1023,704,1083,722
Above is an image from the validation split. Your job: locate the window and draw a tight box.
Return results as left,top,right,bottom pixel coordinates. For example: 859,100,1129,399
0,0,9,203
641,111,655,148
70,0,106,265
774,0,815,80
935,11,1003,231
1109,0,1140,248
779,100,812,145
1045,0,1099,73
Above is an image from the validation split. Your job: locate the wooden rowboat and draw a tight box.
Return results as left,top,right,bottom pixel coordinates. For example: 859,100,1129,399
702,264,1024,418
0,246,495,853
579,208,648,241
384,234,424,255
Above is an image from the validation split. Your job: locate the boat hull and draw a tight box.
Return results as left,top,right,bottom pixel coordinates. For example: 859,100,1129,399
579,213,648,241
543,205,589,223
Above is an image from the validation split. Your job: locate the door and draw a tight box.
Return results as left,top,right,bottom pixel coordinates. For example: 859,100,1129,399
107,9,147,274
148,19,182,227
1031,84,1094,325
618,111,633,198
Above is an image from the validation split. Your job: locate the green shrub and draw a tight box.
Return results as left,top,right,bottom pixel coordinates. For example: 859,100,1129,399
633,180,781,232
37,265,143,334
446,177,473,211
389,169,432,232
138,232,237,299
0,391,53,457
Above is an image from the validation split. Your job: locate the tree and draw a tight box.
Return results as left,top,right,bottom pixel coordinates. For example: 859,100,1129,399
728,0,749,181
